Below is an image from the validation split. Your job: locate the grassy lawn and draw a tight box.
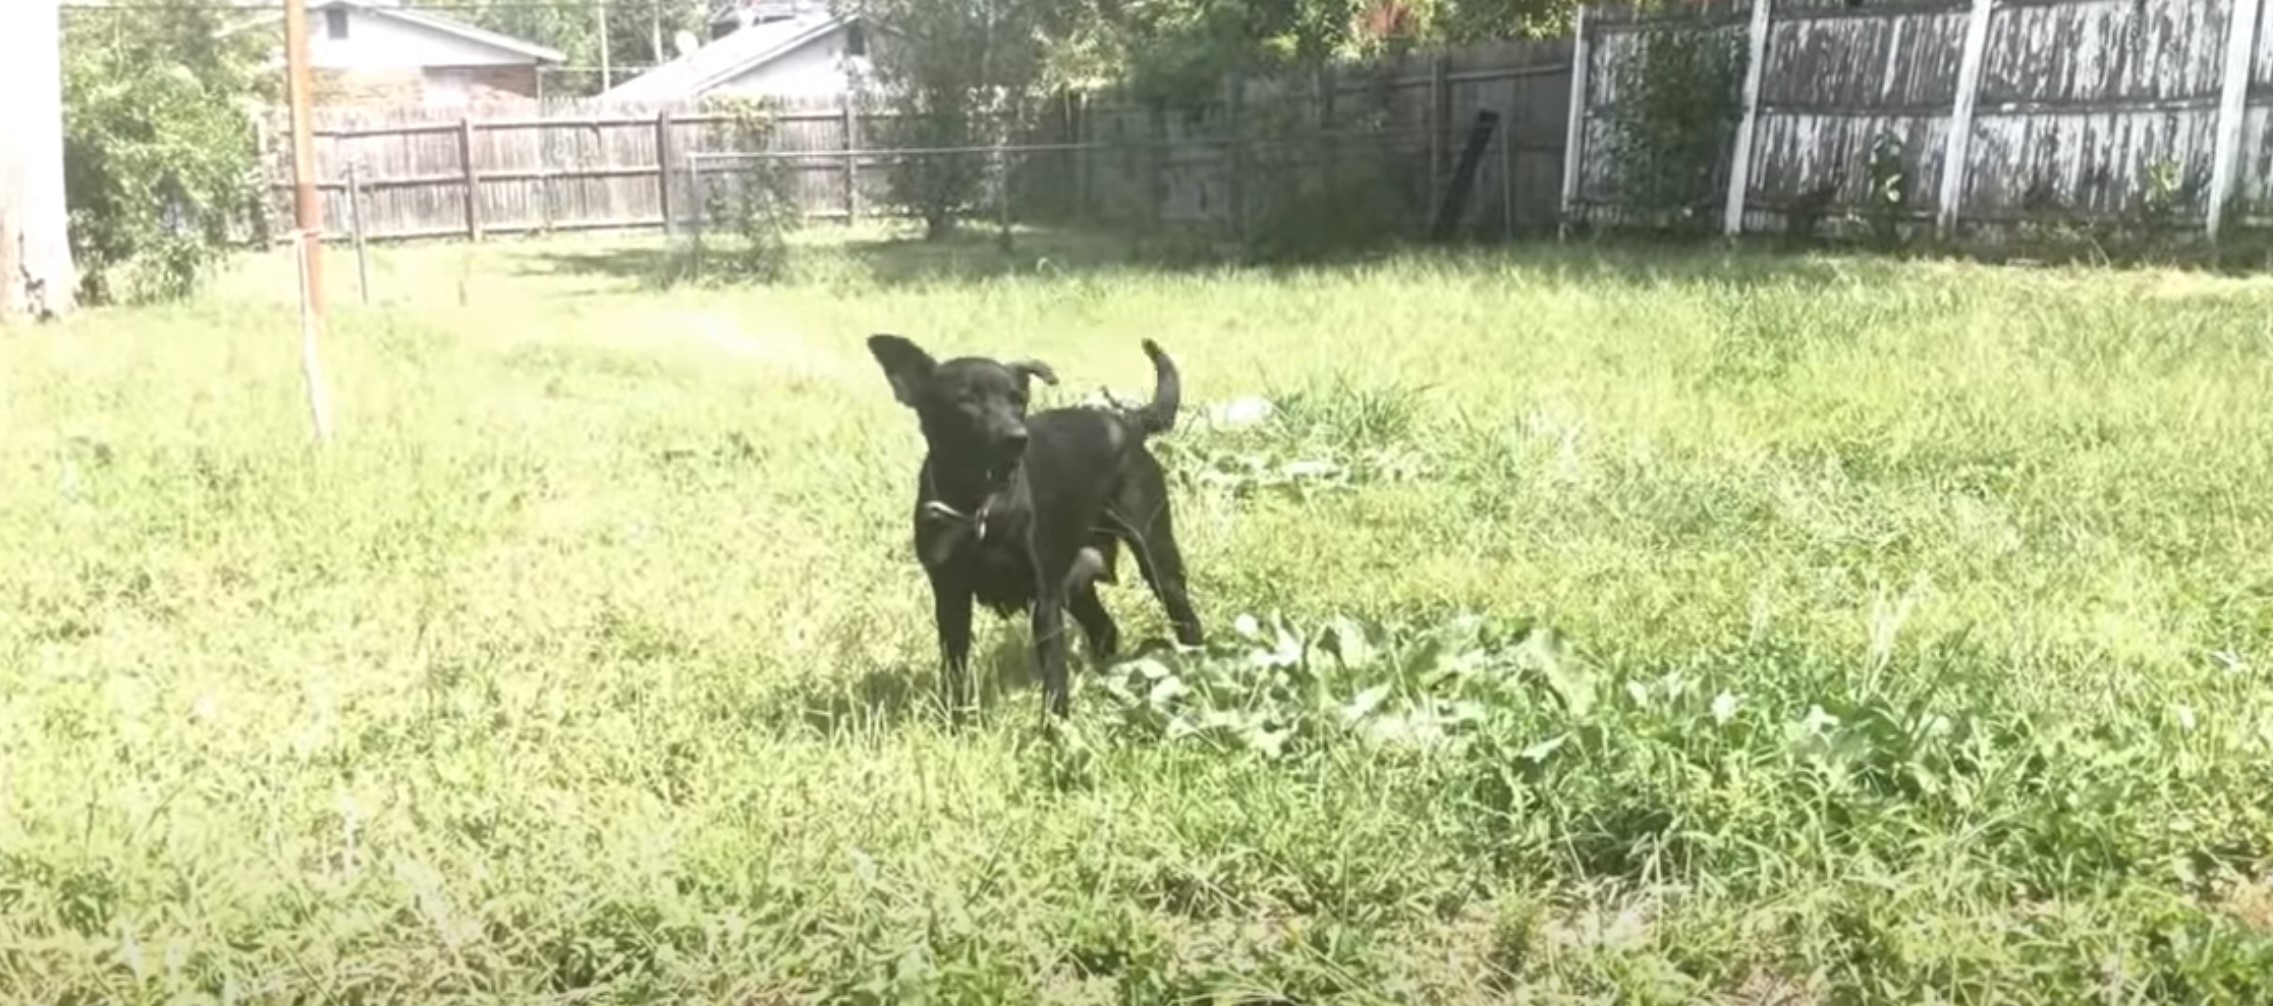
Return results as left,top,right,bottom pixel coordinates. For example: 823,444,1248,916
5,226,2273,1002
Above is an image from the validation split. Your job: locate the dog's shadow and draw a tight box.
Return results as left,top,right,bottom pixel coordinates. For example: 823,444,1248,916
787,630,1163,734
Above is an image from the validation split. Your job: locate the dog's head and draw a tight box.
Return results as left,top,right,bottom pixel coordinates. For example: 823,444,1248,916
868,334,1058,484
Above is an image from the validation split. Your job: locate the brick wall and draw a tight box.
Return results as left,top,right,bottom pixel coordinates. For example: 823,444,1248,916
314,68,423,107
312,65,541,107
440,65,541,103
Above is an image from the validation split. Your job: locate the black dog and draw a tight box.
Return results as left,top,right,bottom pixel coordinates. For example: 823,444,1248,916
867,334,1204,718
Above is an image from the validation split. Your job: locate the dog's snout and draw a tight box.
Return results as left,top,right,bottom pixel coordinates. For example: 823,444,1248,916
1000,427,1030,453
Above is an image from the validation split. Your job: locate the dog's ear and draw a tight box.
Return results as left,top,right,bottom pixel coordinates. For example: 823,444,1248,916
867,334,936,408
1008,359,1059,389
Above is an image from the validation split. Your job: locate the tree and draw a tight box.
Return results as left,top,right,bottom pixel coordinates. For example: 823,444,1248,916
1062,0,1367,108
426,0,710,96
1047,0,1583,108
1,0,78,321
845,0,1055,239
1419,0,1582,44
62,0,270,304
598,0,713,75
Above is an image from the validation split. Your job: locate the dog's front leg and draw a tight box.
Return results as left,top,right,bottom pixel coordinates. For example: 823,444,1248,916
1030,585,1071,720
931,579,976,718
1030,520,1089,720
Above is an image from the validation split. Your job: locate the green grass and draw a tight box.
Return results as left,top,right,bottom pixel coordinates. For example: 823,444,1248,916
5,225,2273,1003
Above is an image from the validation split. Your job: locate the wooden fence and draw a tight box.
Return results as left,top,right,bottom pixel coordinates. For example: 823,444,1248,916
1566,0,2273,239
262,39,1576,244
1075,39,1576,237
264,95,889,242
270,0,2270,248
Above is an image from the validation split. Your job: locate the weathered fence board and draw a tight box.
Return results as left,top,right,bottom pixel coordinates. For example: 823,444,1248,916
1574,0,2273,239
1569,10,1752,229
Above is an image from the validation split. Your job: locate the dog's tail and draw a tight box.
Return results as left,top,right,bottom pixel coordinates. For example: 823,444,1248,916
1136,339,1181,436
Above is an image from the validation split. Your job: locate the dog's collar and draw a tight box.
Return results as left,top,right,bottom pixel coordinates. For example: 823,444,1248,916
921,498,991,541
920,464,996,542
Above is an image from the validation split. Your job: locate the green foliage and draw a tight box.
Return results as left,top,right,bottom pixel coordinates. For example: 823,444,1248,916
845,0,1054,239
834,0,1588,245
2004,154,2215,263
1062,0,1584,109
1791,129,1909,247
1432,0,1582,41
1222,68,1423,261
62,1,268,304
877,104,998,243
1099,611,1574,760
681,95,803,282
1603,20,1748,231
1149,375,1432,497
1864,129,1909,246
2136,154,2202,226
427,0,705,95
1106,0,1370,108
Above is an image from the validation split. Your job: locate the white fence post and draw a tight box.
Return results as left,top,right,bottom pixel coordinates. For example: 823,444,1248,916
1559,5,1592,239
2208,0,2266,241
1724,0,1775,236
1936,0,1996,239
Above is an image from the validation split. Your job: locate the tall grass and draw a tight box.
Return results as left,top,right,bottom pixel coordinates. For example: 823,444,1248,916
3,229,2271,1002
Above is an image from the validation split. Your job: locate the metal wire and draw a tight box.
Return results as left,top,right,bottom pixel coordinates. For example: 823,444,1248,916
65,2,653,11
678,125,1454,164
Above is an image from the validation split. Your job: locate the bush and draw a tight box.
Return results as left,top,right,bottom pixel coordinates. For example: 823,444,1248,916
1602,21,1748,233
879,103,1000,242
851,0,1049,241
681,96,802,283
63,2,267,304
1239,67,1422,261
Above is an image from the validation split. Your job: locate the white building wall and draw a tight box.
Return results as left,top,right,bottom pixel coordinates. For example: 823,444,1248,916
707,27,870,98
307,7,533,70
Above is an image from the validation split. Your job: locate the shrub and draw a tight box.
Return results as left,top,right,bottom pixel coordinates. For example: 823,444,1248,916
1230,65,1421,262
1602,20,1748,233
63,1,267,304
683,95,802,283
851,0,1049,240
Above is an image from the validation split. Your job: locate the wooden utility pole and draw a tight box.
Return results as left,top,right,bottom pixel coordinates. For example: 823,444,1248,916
285,0,325,315
596,0,612,91
284,0,334,444
0,0,79,321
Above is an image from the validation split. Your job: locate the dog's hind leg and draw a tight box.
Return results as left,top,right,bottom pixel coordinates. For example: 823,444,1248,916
1066,546,1121,664
1067,585,1120,663
1124,518,1202,647
1029,517,1099,718
1106,491,1203,648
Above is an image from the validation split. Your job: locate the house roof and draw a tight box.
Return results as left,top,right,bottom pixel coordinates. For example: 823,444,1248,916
600,12,853,101
226,0,566,64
